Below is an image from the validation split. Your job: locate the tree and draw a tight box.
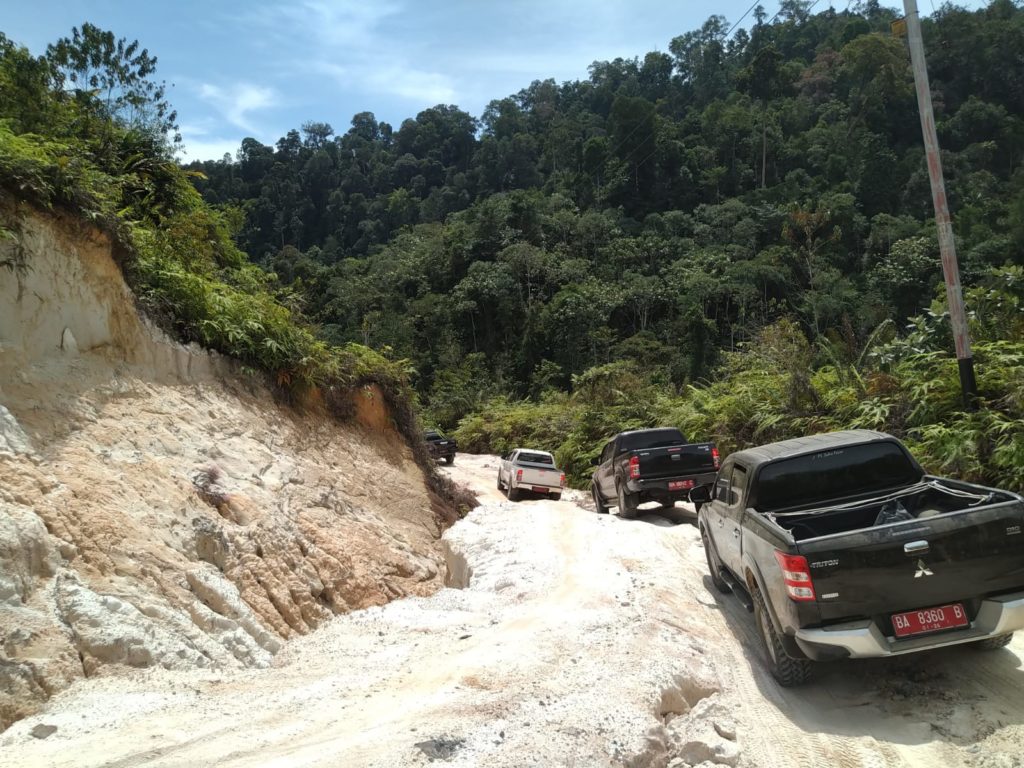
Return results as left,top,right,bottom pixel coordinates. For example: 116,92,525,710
45,23,179,145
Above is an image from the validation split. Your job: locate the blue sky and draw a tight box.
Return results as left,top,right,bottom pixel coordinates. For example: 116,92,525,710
4,1,990,161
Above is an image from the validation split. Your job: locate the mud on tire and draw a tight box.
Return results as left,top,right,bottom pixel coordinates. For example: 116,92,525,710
752,587,813,687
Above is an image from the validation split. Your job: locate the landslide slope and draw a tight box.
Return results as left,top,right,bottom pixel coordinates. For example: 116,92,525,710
0,206,446,729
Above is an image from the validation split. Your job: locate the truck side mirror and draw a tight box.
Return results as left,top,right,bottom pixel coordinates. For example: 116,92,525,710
688,485,711,504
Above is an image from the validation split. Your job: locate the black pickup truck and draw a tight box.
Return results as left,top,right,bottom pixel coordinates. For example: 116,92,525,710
590,428,719,515
424,429,457,464
692,429,1024,686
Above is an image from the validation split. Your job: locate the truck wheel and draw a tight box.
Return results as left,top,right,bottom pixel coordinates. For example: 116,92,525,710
700,525,732,594
616,481,638,517
508,486,521,502
752,587,813,687
551,493,562,502
591,483,608,514
496,473,504,491
972,633,1013,650
445,455,455,465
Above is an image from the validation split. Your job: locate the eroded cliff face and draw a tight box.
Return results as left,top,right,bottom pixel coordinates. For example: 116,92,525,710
0,206,444,730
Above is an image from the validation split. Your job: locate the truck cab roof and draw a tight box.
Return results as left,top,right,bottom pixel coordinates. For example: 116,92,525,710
726,429,896,470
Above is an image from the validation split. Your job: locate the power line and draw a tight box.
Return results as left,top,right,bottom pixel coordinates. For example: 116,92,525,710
727,0,764,38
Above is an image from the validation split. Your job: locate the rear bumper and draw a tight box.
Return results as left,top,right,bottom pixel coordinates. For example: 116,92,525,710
626,471,718,496
794,591,1024,660
512,481,561,494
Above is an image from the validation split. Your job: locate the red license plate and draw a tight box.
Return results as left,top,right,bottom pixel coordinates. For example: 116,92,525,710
891,603,969,638
668,480,695,491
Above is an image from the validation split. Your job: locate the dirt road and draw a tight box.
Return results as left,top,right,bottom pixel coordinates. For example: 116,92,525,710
2,454,1022,767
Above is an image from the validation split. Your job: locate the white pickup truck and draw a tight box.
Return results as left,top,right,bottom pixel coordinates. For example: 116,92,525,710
497,449,565,502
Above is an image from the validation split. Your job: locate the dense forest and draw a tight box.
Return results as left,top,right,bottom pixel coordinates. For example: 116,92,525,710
187,1,1024,423
2,2,1023,491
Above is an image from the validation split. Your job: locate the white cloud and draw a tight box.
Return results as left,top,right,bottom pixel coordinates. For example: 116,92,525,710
197,82,276,133
369,67,456,104
176,136,245,163
317,61,456,105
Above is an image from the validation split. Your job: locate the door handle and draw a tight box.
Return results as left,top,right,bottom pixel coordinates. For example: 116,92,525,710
904,540,930,556
732,528,740,538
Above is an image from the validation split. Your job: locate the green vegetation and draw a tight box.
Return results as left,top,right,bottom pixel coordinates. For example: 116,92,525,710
457,271,1024,491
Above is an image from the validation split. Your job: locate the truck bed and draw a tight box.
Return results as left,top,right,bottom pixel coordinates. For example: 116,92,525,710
766,479,1016,541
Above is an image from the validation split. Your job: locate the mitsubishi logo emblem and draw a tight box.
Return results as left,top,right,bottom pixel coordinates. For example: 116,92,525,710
914,559,934,578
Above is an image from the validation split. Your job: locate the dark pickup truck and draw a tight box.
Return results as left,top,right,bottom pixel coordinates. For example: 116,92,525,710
591,428,719,515
424,429,457,464
692,429,1024,686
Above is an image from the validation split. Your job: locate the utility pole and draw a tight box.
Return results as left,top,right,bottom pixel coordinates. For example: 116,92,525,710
902,0,978,409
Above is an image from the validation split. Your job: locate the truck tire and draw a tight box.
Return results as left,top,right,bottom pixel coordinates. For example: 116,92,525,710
508,486,521,502
700,525,732,594
445,455,455,465
972,633,1013,650
551,493,562,502
752,587,813,687
497,472,504,491
592,483,608,514
616,480,638,517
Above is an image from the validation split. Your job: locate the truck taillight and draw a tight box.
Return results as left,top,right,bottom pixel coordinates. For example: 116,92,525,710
712,447,720,470
774,551,816,602
560,473,566,487
629,455,640,479
516,469,523,482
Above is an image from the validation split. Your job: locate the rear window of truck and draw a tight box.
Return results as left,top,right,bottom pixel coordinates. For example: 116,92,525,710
755,441,921,512
518,452,554,465
619,429,687,452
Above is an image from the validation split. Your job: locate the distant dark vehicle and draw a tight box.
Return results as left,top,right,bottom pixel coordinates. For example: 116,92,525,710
424,429,457,464
693,429,1024,686
590,428,719,516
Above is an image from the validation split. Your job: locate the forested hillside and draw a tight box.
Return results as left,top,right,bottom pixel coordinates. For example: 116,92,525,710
189,1,1023,414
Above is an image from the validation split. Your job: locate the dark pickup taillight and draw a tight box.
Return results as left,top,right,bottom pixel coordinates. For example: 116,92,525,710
711,447,720,470
774,551,816,602
629,455,640,479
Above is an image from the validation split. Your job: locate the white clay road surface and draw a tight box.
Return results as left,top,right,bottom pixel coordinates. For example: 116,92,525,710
2,453,1023,767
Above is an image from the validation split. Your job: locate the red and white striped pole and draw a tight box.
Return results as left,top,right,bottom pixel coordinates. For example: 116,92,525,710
902,0,978,409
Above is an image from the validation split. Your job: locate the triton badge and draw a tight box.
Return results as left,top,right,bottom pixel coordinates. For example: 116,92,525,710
914,559,934,578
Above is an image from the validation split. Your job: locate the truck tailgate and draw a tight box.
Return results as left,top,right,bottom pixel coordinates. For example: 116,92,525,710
516,463,561,488
637,443,716,479
800,500,1024,625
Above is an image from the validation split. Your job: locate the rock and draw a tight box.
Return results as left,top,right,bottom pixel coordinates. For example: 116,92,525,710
0,502,60,605
415,736,465,760
675,728,741,767
0,404,33,456
60,327,78,354
713,720,736,741
55,573,217,673
30,723,57,739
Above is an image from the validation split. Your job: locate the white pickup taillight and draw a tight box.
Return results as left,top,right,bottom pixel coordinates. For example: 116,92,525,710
516,469,523,482
559,473,566,487
629,455,640,479
711,447,721,470
774,551,816,602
